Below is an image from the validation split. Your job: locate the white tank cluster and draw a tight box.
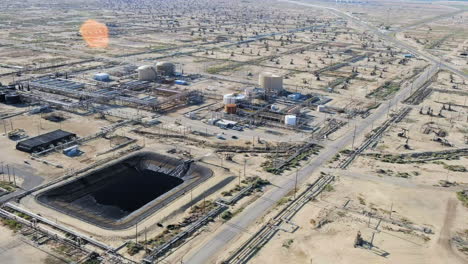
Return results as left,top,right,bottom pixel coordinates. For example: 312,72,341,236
156,61,176,76
137,65,157,81
137,61,176,81
259,72,283,92
284,115,297,126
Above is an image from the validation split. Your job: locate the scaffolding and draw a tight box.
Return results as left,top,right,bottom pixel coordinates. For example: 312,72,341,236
23,78,203,112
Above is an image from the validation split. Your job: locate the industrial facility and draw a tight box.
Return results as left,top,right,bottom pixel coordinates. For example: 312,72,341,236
0,0,467,264
16,130,76,153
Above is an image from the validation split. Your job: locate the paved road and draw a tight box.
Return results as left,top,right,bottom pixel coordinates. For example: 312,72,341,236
183,50,439,264
0,165,43,203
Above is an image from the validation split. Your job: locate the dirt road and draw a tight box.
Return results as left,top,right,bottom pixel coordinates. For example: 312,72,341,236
435,198,467,264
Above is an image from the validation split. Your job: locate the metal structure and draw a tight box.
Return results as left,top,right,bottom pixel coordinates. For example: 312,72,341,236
32,120,134,157
142,202,227,263
23,78,202,112
224,175,334,264
3,203,113,251
271,139,320,173
142,182,257,264
338,107,412,169
16,130,76,153
31,77,85,90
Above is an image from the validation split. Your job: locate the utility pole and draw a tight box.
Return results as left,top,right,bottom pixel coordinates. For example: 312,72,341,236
12,167,16,186
387,101,391,118
202,195,206,214
7,165,10,182
410,81,414,97
190,188,193,211
370,232,376,248
144,227,147,252
135,221,138,244
274,143,279,168
243,159,246,178
351,123,357,150
389,202,393,219
294,169,298,199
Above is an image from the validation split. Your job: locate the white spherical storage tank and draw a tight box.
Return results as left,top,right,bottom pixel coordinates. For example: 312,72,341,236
259,72,283,91
284,115,297,126
137,65,157,81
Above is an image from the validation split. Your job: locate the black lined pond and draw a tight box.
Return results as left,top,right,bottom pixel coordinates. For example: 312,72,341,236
37,152,212,229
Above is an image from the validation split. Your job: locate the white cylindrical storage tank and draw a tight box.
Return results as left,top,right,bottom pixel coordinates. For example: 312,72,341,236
244,87,254,98
234,94,245,101
94,73,110,82
223,94,236,105
137,65,157,81
156,61,176,76
284,115,297,126
317,105,326,112
259,72,283,92
223,94,245,105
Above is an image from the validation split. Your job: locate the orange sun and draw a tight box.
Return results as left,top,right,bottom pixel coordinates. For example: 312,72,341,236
79,19,109,48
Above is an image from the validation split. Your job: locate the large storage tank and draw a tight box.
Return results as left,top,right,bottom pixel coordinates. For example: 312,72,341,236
156,61,176,76
5,93,21,104
137,65,157,81
225,104,237,114
259,72,283,92
284,115,297,126
223,94,236,105
223,94,245,105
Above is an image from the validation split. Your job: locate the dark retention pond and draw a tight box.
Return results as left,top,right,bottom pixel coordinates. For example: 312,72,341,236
37,152,212,229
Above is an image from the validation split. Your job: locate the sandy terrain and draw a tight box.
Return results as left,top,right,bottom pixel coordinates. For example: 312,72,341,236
250,175,468,264
0,225,65,264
